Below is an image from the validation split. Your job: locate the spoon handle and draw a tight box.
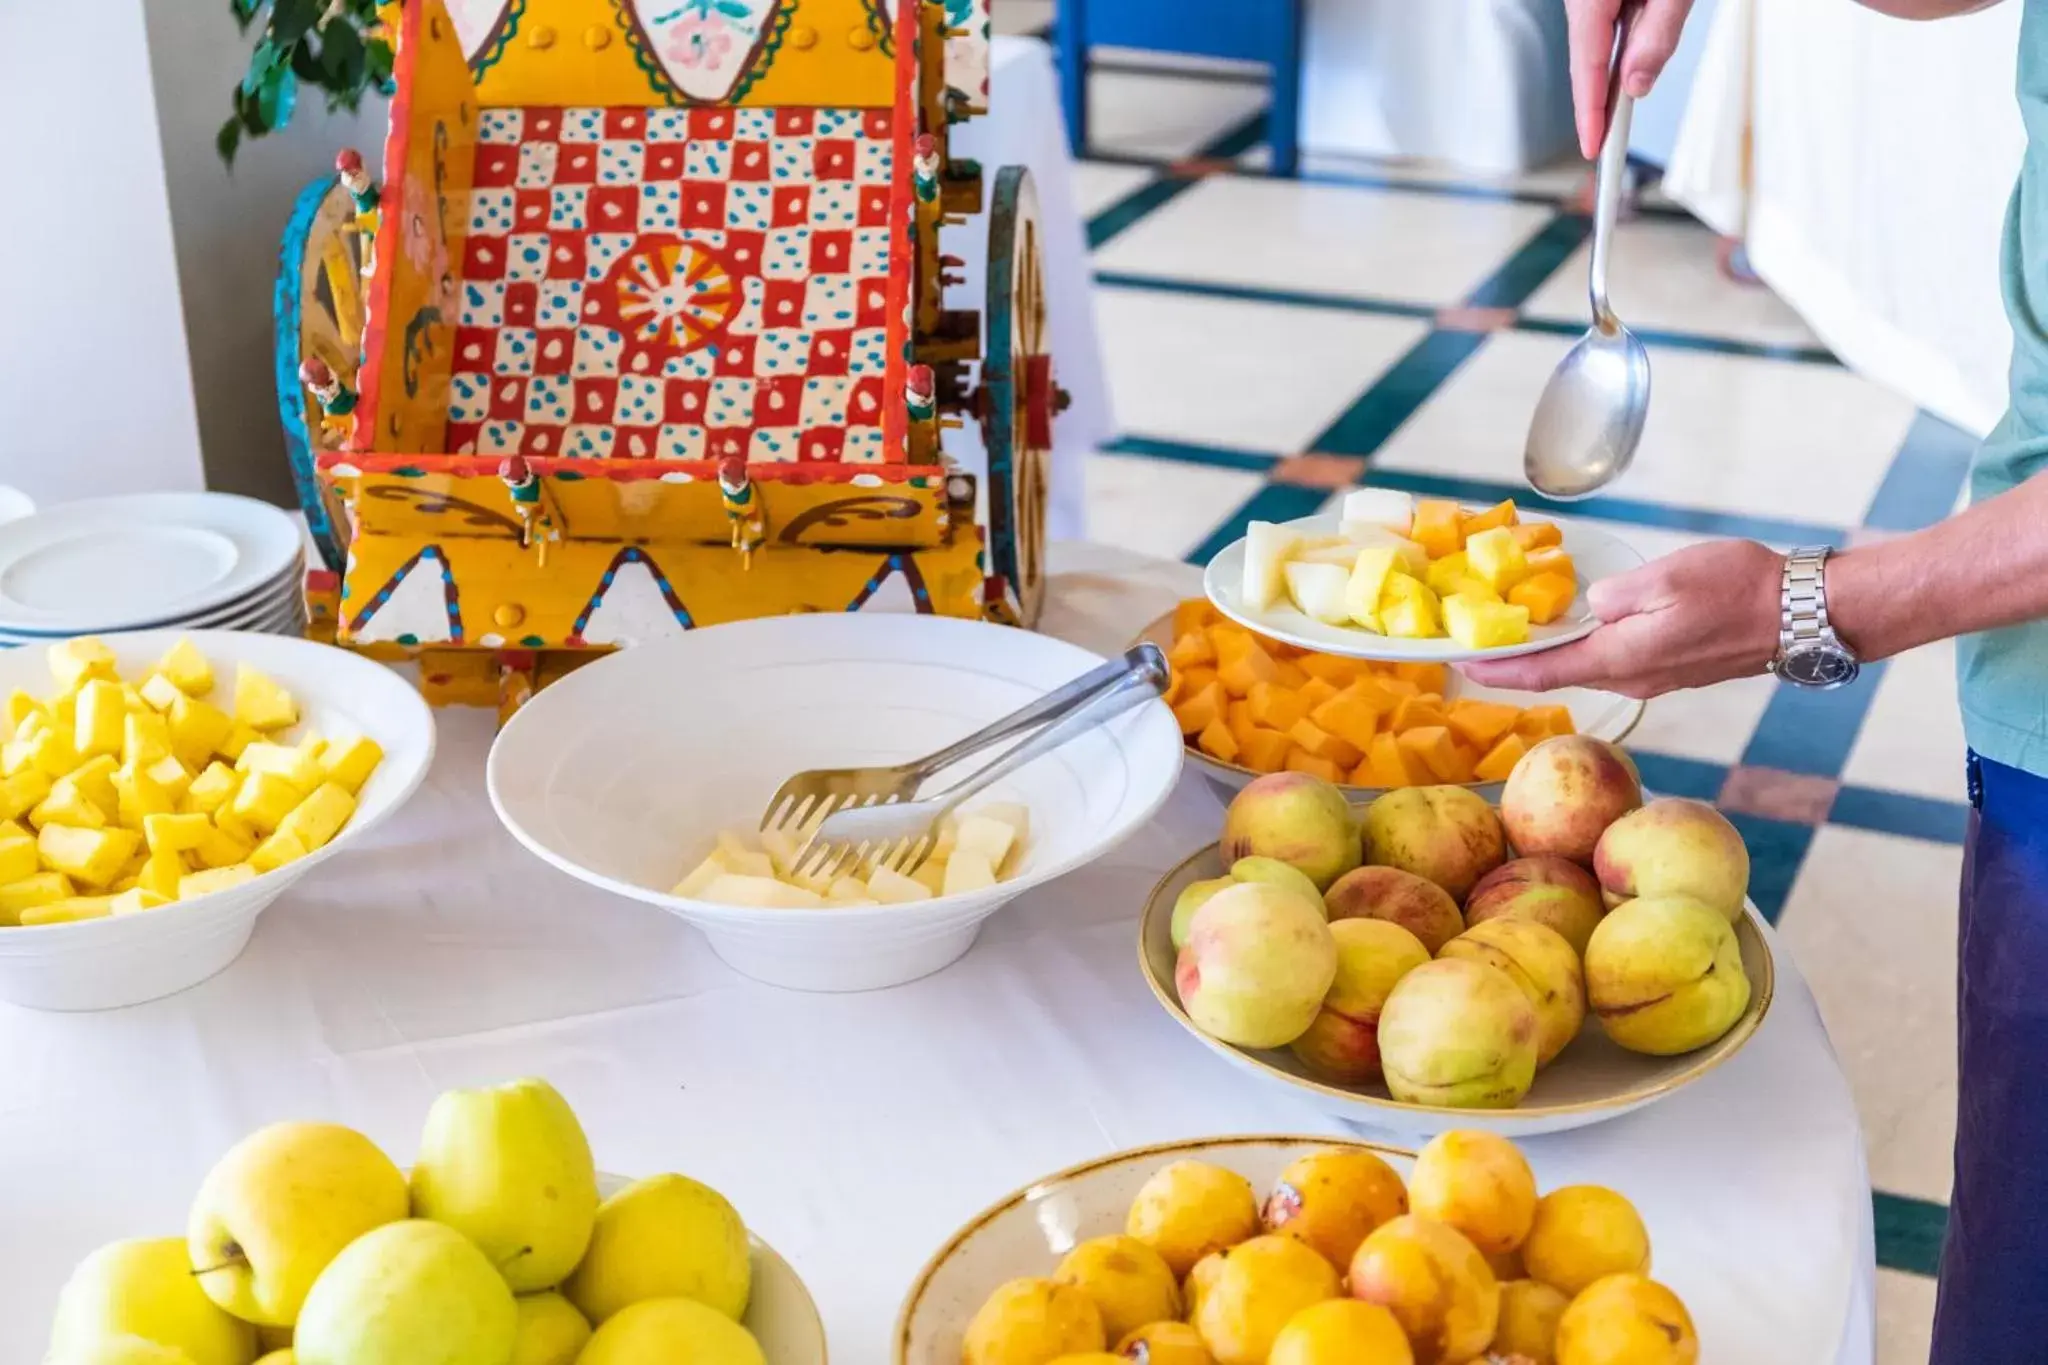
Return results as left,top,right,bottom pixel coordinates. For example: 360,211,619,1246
1589,3,1640,331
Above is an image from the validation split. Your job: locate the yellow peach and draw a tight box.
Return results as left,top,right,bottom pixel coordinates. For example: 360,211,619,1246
1405,1130,1538,1256
1521,1188,1651,1297
964,1278,1106,1365
1113,1320,1214,1365
1259,1148,1409,1271
1055,1236,1182,1344
1126,1162,1259,1280
1494,1279,1571,1363
1190,1236,1340,1365
1267,1300,1413,1365
1554,1274,1698,1365
1346,1215,1498,1365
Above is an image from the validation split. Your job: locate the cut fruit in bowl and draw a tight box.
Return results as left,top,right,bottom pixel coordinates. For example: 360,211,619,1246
1204,495,1645,663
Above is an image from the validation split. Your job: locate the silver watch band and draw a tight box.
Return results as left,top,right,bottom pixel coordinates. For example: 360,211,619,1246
1780,547,1835,652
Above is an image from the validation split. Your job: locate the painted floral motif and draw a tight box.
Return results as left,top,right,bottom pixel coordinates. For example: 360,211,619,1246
444,0,515,60
633,0,783,102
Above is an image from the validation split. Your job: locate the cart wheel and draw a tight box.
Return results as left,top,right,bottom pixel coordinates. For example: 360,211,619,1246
276,176,367,573
983,165,1052,629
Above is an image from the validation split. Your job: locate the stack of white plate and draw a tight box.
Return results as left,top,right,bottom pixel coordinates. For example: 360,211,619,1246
0,493,306,648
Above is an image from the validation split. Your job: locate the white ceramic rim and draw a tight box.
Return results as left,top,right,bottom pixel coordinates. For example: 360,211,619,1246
0,558,305,640
0,494,303,632
1202,513,1646,663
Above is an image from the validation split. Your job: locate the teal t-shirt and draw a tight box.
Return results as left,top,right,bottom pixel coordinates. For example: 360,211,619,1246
1958,0,2048,774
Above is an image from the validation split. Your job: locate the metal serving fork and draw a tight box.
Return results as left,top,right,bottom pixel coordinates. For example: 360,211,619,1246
781,643,1170,882
758,644,1168,838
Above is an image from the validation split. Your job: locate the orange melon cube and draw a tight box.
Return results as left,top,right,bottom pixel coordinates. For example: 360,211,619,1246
1210,625,1256,663
1459,499,1519,538
1198,720,1242,764
1366,733,1426,788
1284,749,1345,783
1446,699,1523,752
1217,644,1279,698
1227,699,1261,748
1288,719,1364,770
1298,677,1341,713
1172,681,1226,736
1510,522,1564,552
1271,659,1311,690
1390,694,1448,733
1391,662,1449,694
1173,599,1218,637
1168,631,1217,670
1411,499,1465,559
1161,669,1185,707
1298,654,1362,685
1239,729,1294,773
1309,692,1383,753
1525,547,1576,582
1513,704,1576,741
1248,682,1307,732
1474,732,1528,782
1344,675,1406,714
1398,726,1475,783
1509,572,1578,625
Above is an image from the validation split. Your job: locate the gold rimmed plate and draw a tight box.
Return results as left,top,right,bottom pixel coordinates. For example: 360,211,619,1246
1136,611,1645,804
893,1134,1416,1363
1138,844,1775,1139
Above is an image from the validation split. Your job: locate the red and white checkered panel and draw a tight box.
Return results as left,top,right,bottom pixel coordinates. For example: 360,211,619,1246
445,106,898,463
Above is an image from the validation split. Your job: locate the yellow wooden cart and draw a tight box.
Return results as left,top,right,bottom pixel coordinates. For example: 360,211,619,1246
276,0,1055,715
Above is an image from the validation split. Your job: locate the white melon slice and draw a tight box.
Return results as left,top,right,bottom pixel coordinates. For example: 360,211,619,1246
671,853,728,898
698,873,825,909
943,851,999,896
1284,561,1352,625
952,815,1017,870
1340,488,1416,532
1294,542,1364,568
865,866,934,904
911,857,949,895
972,801,1031,845
1240,521,1301,611
1340,524,1430,576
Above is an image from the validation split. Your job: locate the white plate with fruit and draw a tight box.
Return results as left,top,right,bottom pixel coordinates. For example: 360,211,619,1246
1139,600,1642,801
1139,737,1773,1138
0,631,433,1011
1204,491,1645,662
45,1077,824,1365
896,1132,1701,1365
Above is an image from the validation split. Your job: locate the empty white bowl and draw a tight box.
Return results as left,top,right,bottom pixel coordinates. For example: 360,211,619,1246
0,629,435,1010
488,614,1186,992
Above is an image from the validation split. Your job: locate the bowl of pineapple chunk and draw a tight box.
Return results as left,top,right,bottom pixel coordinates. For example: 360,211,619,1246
0,631,434,1010
487,613,1185,992
1205,490,1645,662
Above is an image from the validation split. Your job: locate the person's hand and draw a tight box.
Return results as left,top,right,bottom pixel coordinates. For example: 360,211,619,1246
1566,0,1699,159
1461,540,1782,699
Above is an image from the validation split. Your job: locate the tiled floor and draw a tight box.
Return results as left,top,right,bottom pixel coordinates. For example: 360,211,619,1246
1042,26,1975,1357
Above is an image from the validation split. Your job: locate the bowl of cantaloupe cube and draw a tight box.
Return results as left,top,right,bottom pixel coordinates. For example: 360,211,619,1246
0,630,434,1011
1203,489,1645,662
1142,600,1641,802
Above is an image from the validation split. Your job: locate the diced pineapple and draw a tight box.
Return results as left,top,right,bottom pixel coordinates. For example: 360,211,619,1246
26,724,81,779
697,873,824,909
178,863,260,899
229,771,304,835
110,887,170,916
826,876,871,903
1342,548,1402,631
1378,574,1443,639
864,866,933,904
1443,593,1533,650
0,738,34,777
182,762,240,816
1339,525,1432,577
143,812,214,857
145,754,193,798
112,766,178,828
1283,561,1351,626
48,638,118,692
168,694,235,769
212,807,259,846
31,779,108,831
137,851,186,901
218,722,262,762
37,824,141,888
942,850,999,896
122,711,173,768
910,857,949,895
1424,552,1474,599
249,831,310,873
137,673,185,712
0,870,73,921
0,769,53,822
192,824,254,871
237,740,323,792
757,826,803,877
68,755,120,817
0,833,37,885
232,666,298,731
74,679,127,759
711,831,776,879
319,735,384,794
953,815,1018,872
1465,526,1531,593
3,690,42,731
155,639,214,695
276,783,355,852
20,896,116,926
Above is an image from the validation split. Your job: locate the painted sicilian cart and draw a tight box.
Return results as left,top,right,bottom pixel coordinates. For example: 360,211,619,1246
277,0,1053,715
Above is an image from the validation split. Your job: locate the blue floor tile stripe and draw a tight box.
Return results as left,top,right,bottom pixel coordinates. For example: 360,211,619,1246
1742,660,1891,779
1631,751,1730,801
1311,333,1489,459
1875,1190,1948,1278
1831,785,1972,845
1103,434,1279,471
1467,214,1594,310
1722,810,1814,924
1084,112,1270,249
1184,482,1330,566
1863,410,1980,532
1513,315,1840,366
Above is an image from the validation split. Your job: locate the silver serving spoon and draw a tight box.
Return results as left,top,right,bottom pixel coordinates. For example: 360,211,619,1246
1525,6,1651,500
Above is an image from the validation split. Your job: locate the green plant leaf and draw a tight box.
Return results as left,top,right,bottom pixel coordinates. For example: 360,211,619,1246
229,0,264,33
270,0,321,46
216,115,244,164
257,64,299,129
289,39,324,80
322,20,365,87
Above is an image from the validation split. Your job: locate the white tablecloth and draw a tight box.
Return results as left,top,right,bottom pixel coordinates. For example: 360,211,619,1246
0,544,1871,1363
947,38,1111,542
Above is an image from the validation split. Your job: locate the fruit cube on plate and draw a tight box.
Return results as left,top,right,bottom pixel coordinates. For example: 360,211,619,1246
1466,527,1531,592
0,871,72,920
1172,680,1226,736
1240,522,1302,611
31,779,108,831
178,863,259,900
229,771,303,835
1446,699,1522,751
1215,642,1278,698
168,695,235,769
48,638,117,692
110,887,169,915
232,667,298,732
136,851,186,902
143,812,214,857
0,769,52,823
74,679,126,759
864,866,932,905
3,691,41,731
1239,729,1292,771
826,876,871,903
1283,561,1350,625
1339,488,1415,532
38,824,141,888
1526,547,1575,581
155,639,214,695
1172,598,1217,638
910,857,949,895
1309,690,1382,753
276,784,357,852
1343,548,1403,632
181,762,240,817
977,802,1030,843
1366,732,1427,787
1339,527,1431,577
1284,749,1344,783
1389,693,1447,732
218,723,261,762
112,765,179,828
1511,522,1564,552
0,832,37,885
1509,572,1577,625
238,740,324,793
26,724,81,779
1409,500,1464,559
1475,733,1528,782
1247,682,1306,732
943,850,999,896
1378,575,1442,639
1398,725,1476,783
20,896,114,926
1443,593,1532,650
137,673,184,712
192,823,254,870
1460,499,1519,538
952,816,1017,871
1515,704,1576,740
68,755,120,817
1197,720,1240,763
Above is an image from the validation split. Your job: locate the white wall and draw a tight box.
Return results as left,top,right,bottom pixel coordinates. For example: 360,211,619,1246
0,0,205,507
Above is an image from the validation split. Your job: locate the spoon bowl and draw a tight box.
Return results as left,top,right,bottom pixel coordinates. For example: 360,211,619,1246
1526,318,1651,499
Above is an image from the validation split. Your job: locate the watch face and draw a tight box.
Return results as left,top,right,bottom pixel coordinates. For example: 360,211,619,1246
1781,643,1860,690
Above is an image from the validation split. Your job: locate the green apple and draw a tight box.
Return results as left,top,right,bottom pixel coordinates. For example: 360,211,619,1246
48,1238,255,1365
188,1121,408,1326
1168,876,1233,951
293,1220,516,1365
564,1174,751,1324
511,1292,592,1365
47,1335,200,1365
409,1078,598,1293
578,1299,765,1365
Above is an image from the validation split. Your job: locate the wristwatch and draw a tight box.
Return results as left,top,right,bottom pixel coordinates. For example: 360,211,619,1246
1771,547,1860,689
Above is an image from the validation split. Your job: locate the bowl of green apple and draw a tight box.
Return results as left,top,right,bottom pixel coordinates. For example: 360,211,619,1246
42,1078,827,1365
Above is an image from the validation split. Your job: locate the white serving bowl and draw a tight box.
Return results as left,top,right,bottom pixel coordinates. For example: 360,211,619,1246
488,614,1185,992
895,1135,1415,1362
0,629,435,1011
